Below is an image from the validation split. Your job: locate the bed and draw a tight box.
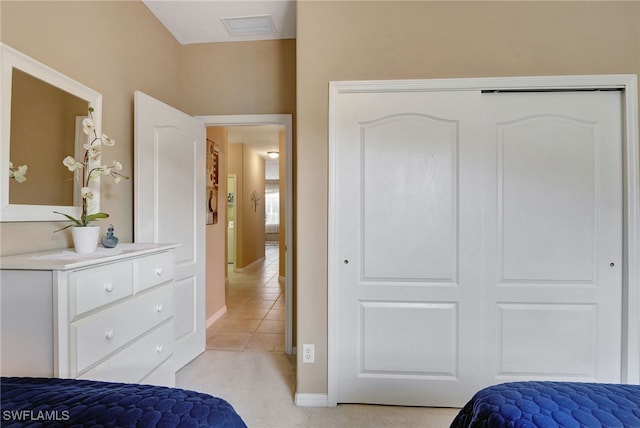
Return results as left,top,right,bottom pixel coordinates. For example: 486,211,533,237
451,381,640,428
0,377,247,427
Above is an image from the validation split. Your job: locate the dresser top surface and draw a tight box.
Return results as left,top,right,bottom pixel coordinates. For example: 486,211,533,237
0,243,178,271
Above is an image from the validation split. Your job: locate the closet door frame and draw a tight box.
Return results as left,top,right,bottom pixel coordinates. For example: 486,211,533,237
327,74,640,407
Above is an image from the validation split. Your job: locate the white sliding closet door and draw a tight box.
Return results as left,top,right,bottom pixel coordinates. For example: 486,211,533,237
332,88,623,407
482,91,622,384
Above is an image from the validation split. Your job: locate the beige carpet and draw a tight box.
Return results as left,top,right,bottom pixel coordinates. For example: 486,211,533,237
176,350,460,427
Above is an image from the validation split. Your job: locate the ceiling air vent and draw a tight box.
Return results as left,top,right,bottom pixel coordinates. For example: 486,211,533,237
221,15,277,37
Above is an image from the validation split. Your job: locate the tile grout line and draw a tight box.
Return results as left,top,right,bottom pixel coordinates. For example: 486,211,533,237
206,244,285,353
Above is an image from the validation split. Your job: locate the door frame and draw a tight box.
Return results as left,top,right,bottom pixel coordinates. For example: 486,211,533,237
327,74,639,406
196,114,294,356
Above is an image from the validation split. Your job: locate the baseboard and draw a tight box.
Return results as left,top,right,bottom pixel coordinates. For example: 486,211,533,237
234,256,265,273
294,393,329,407
205,305,227,329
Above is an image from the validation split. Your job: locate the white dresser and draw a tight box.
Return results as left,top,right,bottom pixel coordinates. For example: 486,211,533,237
0,243,177,387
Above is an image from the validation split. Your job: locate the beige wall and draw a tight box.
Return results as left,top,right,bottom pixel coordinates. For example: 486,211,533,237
227,143,265,269
177,39,296,116
205,127,228,322
296,1,640,394
242,144,266,267
0,0,182,254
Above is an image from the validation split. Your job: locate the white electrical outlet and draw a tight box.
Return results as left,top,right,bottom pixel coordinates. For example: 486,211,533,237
302,344,315,363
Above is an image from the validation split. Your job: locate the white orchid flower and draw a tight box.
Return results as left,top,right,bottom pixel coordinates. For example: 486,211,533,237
9,162,28,183
63,156,83,172
15,164,28,180
80,187,94,200
82,117,95,135
102,162,120,175
55,108,129,230
83,143,102,162
101,134,116,146
100,161,126,183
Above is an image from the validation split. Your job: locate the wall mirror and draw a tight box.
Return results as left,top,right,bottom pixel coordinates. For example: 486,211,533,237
1,43,103,222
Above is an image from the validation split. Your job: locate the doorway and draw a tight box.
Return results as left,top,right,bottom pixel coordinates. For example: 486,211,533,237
197,114,293,355
227,174,236,267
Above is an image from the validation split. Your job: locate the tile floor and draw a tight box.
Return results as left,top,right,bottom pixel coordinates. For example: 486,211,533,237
206,243,285,353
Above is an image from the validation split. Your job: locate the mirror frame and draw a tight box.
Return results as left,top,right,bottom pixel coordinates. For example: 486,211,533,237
1,43,103,222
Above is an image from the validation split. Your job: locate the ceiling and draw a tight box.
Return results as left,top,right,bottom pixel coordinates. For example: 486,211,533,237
226,125,283,156
142,0,296,45
227,125,284,179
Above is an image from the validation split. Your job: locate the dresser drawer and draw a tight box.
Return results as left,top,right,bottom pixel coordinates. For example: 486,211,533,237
136,252,174,292
70,261,134,318
72,284,173,373
78,319,173,383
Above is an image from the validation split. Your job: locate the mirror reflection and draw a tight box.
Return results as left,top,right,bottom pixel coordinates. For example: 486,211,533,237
1,43,102,222
9,69,88,206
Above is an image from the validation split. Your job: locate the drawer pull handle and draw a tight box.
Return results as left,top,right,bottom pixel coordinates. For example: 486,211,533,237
104,283,114,292
105,329,114,340
155,267,163,276
156,304,163,313
156,345,163,353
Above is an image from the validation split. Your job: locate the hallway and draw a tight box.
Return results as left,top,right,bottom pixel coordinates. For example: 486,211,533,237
206,244,285,352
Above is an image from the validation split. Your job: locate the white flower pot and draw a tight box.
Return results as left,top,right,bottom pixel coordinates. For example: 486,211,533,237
71,225,100,253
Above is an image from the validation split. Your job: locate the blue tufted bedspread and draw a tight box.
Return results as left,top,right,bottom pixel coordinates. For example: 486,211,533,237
0,377,247,428
450,381,640,428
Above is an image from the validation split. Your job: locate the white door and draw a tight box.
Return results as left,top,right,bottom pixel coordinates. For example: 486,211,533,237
334,90,487,406
134,91,206,370
333,89,622,407
482,91,622,387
